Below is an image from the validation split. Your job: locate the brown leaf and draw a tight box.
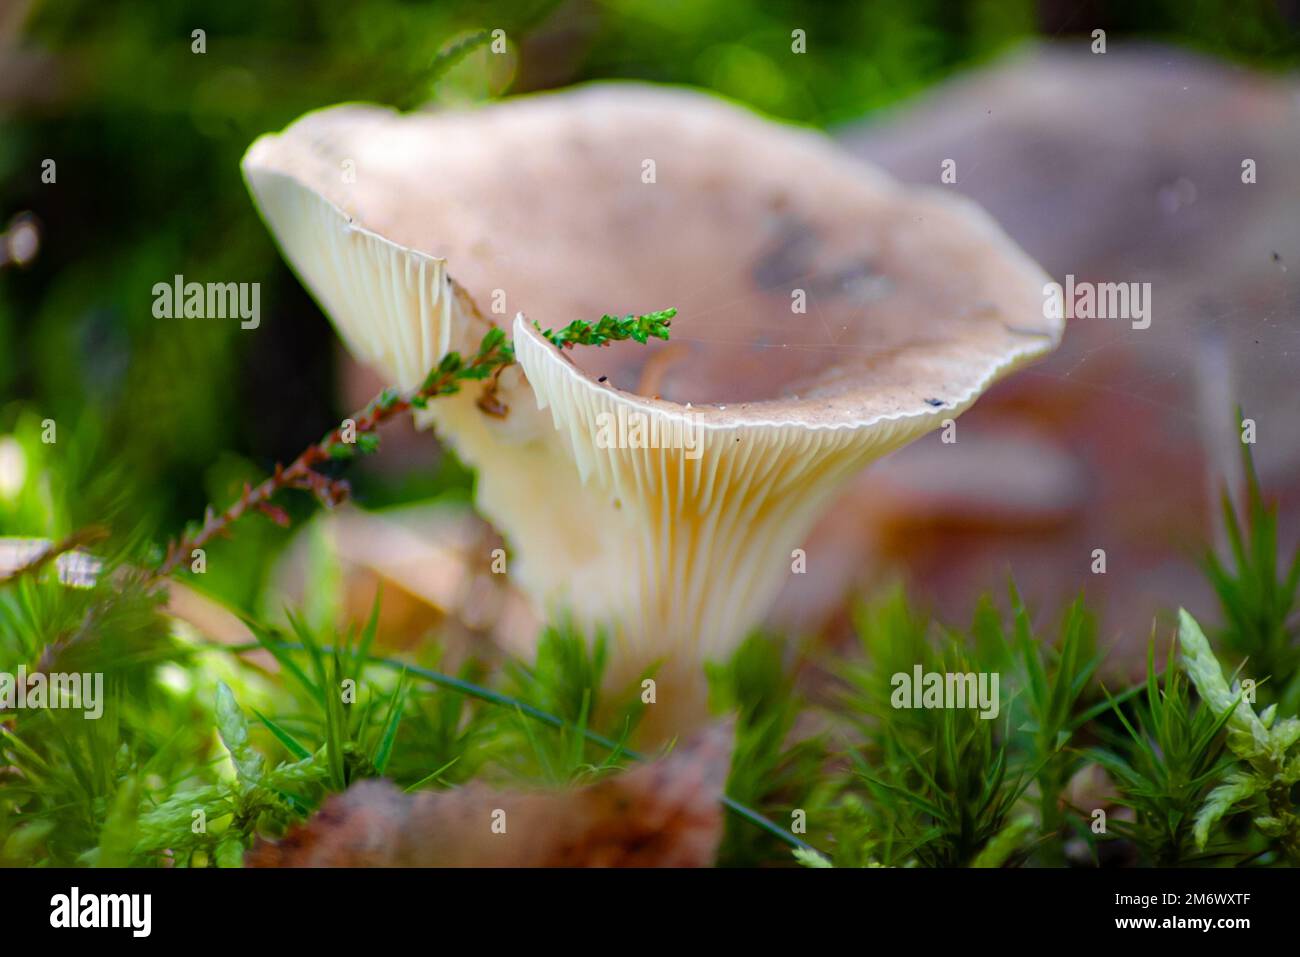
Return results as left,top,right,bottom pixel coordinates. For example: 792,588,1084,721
247,720,734,867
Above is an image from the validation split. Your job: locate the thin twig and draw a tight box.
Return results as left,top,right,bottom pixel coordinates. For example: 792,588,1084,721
157,332,514,577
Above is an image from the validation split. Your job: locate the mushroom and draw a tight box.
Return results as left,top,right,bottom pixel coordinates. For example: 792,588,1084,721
243,85,1063,731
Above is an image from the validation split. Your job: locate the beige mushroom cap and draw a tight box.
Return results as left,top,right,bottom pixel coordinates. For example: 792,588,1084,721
242,84,1063,712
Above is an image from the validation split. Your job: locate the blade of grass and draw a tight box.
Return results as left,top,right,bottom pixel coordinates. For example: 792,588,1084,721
252,708,313,761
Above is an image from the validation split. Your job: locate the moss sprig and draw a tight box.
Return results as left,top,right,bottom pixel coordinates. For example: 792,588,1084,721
1179,609,1300,862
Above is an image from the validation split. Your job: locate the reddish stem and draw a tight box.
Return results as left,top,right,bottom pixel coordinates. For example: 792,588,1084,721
155,352,501,579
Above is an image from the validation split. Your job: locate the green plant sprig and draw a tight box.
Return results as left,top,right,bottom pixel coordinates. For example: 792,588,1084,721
1179,608,1300,862
1202,423,1300,712
1088,638,1237,865
537,308,675,349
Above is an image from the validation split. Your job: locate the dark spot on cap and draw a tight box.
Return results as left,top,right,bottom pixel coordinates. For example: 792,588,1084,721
924,398,944,407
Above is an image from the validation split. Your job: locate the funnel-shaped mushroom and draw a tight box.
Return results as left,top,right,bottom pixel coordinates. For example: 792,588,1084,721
243,85,1063,713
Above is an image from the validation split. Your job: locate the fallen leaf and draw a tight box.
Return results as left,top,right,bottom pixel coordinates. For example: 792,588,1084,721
247,720,733,867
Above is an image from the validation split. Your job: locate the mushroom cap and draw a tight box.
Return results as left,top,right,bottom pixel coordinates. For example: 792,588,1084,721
242,84,1064,729
243,83,1062,424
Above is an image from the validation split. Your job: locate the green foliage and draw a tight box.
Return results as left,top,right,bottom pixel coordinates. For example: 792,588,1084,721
821,499,1298,869
244,601,426,794
413,326,516,403
708,633,825,866
821,588,1104,867
537,309,676,350
976,589,1102,847
1179,609,1300,863
1088,640,1236,865
501,623,642,787
215,681,265,789
133,750,328,868
832,591,1032,867
971,814,1036,868
4,548,1300,868
856,692,1031,868
1203,439,1300,713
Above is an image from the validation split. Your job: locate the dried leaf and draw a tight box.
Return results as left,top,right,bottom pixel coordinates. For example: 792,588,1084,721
248,720,733,867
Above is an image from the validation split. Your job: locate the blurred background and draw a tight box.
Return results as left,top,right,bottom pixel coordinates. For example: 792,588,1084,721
1,0,1298,659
